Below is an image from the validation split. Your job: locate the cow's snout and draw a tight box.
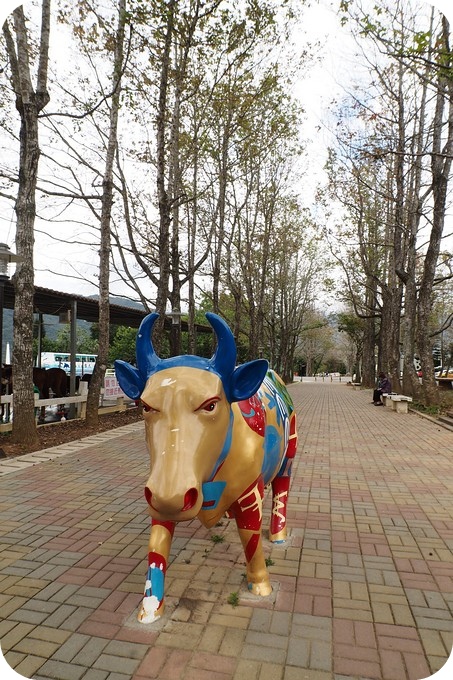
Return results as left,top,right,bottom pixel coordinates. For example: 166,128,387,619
144,485,199,515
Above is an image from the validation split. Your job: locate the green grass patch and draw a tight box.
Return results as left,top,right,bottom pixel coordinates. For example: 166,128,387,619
211,534,225,544
411,402,441,416
227,591,240,607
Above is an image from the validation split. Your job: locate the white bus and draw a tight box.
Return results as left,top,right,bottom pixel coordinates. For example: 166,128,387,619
39,352,97,377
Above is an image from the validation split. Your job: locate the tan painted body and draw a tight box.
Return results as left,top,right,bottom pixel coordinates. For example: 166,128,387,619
136,366,296,623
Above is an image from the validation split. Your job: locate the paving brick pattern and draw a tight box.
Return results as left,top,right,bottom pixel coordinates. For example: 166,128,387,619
1,382,452,679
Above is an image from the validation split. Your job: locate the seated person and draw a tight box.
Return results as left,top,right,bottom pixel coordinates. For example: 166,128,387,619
373,372,392,405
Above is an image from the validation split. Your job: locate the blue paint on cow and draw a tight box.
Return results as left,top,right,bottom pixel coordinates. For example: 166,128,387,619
145,563,164,602
261,425,283,484
201,480,227,509
262,387,280,425
242,408,256,418
206,410,234,482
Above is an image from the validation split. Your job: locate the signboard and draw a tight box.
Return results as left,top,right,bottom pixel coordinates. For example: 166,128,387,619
103,375,126,399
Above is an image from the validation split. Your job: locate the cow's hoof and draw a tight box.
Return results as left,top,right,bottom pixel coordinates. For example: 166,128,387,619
137,596,164,624
248,580,272,597
269,528,287,543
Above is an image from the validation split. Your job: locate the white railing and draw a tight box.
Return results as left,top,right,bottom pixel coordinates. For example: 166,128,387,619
0,375,129,430
293,374,351,383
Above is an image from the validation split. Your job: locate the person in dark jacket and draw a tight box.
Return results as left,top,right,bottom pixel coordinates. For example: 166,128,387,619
373,372,392,405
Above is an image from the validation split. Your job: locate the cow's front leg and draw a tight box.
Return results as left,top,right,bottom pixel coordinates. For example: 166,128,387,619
138,519,175,624
229,477,272,597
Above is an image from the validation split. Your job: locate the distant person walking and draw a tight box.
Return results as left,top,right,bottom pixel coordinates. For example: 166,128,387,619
373,372,392,406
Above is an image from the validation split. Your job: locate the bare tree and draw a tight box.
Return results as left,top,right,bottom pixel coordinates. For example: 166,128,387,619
330,0,453,405
417,15,453,403
2,1,51,446
85,0,128,425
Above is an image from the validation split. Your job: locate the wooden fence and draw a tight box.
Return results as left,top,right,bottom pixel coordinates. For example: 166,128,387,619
0,378,129,433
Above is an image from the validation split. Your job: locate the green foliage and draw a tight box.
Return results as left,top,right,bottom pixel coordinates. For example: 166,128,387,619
337,312,365,344
296,310,335,377
227,591,240,607
210,534,225,544
411,401,440,416
32,336,60,361
412,31,431,54
325,358,347,375
52,325,98,354
108,325,137,364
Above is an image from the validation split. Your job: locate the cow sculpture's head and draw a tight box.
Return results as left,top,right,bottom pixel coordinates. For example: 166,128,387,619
115,313,268,521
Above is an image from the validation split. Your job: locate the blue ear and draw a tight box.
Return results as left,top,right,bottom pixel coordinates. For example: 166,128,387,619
115,360,145,400
229,359,268,402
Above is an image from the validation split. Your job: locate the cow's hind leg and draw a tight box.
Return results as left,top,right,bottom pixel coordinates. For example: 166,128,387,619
230,477,272,597
138,519,175,624
270,411,297,543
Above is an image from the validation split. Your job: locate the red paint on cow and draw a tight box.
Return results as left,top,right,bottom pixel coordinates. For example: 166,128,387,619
237,394,266,436
183,487,198,512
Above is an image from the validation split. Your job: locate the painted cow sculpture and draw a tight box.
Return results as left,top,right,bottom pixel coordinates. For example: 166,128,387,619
115,313,297,623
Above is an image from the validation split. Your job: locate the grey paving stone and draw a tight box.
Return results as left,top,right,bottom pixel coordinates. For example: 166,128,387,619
249,608,273,632
9,608,50,625
43,604,78,628
51,633,91,663
270,611,292,636
93,653,141,675
103,639,149,660
60,606,94,631
39,659,87,680
286,638,310,667
72,636,110,666
81,671,109,680
34,581,73,601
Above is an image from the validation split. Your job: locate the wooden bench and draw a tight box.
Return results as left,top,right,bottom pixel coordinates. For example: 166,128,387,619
350,383,362,390
383,393,413,413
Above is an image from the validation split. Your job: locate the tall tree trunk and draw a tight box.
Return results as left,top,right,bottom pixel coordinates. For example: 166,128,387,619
3,1,51,447
361,310,376,389
86,0,126,426
154,0,176,350
187,103,199,354
400,17,432,401
168,40,183,356
388,59,406,392
418,17,453,405
212,104,231,315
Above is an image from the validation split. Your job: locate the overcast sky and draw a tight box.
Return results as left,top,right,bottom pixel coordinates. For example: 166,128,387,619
1,0,452,302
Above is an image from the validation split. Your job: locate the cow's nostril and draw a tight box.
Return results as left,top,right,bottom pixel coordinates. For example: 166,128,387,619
144,486,152,506
182,488,198,512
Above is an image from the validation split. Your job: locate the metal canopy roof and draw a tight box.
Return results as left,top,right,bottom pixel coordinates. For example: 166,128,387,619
2,279,210,332
3,279,148,326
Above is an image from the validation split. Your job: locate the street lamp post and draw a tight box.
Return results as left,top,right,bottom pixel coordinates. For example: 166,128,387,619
0,243,22,423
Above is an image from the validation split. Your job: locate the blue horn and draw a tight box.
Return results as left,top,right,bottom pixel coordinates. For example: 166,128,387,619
206,313,237,380
136,313,161,379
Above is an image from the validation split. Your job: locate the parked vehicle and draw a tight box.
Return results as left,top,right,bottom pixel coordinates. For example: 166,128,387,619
39,352,97,377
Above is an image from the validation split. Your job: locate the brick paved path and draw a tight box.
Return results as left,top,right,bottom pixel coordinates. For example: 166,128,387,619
0,381,452,680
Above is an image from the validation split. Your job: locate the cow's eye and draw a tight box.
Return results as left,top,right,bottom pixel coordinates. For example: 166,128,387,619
196,397,220,413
